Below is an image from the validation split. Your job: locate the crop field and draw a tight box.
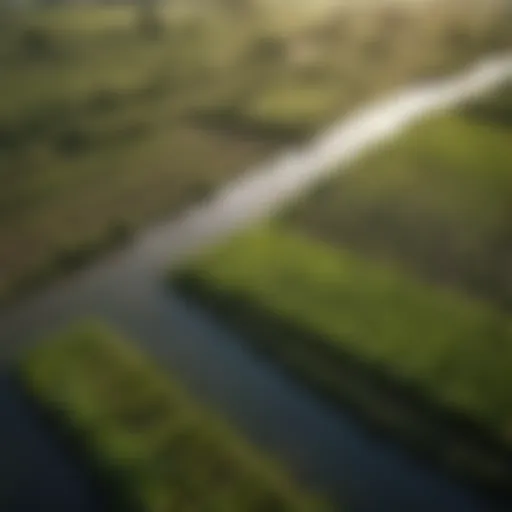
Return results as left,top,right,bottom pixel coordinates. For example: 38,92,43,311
171,224,512,492
172,224,512,436
18,321,329,512
0,0,510,303
169,224,512,490
287,83,512,309
168,74,512,492
167,66,512,495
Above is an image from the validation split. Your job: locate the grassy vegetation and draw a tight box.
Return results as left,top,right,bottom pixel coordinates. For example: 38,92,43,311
171,225,512,494
287,83,512,309
18,321,329,512
0,1,509,303
0,5,276,303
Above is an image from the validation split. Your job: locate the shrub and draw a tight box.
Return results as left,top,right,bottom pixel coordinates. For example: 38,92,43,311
137,75,173,101
445,24,473,54
108,220,134,245
0,124,22,151
54,126,92,155
20,26,54,60
189,181,214,203
53,242,97,271
87,89,124,113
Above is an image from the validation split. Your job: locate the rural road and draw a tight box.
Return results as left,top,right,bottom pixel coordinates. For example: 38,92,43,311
0,53,511,512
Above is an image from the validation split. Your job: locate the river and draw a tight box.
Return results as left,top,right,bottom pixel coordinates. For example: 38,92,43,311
1,54,511,512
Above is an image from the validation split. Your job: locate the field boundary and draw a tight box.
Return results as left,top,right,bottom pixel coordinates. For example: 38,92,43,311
172,270,512,504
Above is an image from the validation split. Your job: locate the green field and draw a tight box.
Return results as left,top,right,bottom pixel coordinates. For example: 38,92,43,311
171,225,512,491
287,83,512,308
0,0,509,303
19,321,329,512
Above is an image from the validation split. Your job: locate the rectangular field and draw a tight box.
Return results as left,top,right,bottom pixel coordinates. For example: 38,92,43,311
171,225,512,492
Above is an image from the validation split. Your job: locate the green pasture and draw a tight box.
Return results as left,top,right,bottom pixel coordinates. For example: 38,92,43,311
19,320,329,512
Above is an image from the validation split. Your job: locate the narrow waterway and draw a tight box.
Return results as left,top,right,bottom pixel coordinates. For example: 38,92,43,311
1,54,511,512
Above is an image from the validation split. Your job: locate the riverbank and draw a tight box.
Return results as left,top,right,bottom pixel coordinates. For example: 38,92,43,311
17,321,329,512
170,225,512,499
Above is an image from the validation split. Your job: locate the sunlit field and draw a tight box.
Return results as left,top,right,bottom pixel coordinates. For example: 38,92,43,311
170,82,512,494
0,0,510,303
287,83,512,309
19,321,329,512
171,222,512,494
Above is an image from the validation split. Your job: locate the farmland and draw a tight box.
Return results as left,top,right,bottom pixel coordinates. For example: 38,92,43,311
287,83,512,309
18,321,329,512
168,81,512,494
2,1,512,509
1,0,510,303
171,224,512,493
